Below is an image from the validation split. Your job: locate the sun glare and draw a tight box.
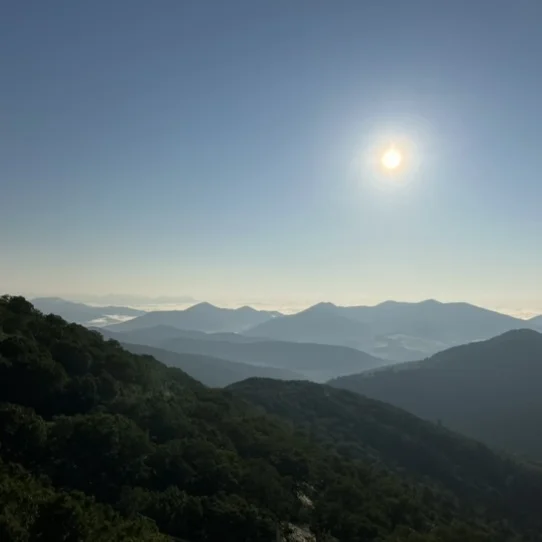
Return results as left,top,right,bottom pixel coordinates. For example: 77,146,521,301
381,148,402,170
355,125,425,190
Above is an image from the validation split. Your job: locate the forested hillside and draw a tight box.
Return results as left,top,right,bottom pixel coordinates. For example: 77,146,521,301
329,330,542,459
1,296,542,541
230,378,542,522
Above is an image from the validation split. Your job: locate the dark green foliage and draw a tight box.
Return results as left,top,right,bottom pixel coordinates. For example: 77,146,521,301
0,404,47,466
0,459,165,541
230,378,542,539
1,295,541,541
51,340,93,376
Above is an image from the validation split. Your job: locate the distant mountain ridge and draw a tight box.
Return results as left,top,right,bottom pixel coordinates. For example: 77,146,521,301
330,329,542,459
118,342,305,387
106,302,281,333
38,297,538,363
244,302,372,348
31,297,145,326
245,299,531,360
99,326,393,382
5,295,542,541
73,293,198,305
530,314,542,329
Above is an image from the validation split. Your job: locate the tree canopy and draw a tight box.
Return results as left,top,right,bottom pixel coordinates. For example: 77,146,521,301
1,295,541,541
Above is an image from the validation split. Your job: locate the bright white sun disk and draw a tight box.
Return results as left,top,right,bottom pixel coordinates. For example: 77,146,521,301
381,148,402,170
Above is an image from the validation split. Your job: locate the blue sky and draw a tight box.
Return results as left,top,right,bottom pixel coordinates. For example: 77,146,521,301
1,0,541,313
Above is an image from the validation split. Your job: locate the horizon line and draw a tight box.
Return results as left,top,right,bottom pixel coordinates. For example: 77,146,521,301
22,294,542,320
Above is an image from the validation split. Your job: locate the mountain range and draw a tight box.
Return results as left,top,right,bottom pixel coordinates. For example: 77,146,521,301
4,295,542,541
70,293,198,306
330,329,542,460
35,297,540,364
243,301,373,348
114,341,306,386
31,297,145,327
99,326,393,382
245,299,531,360
106,301,281,333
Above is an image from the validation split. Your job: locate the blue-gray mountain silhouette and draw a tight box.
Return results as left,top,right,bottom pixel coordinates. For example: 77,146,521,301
31,297,144,325
330,329,542,459
99,326,392,382
106,302,281,333
117,341,305,387
245,299,529,360
530,314,542,330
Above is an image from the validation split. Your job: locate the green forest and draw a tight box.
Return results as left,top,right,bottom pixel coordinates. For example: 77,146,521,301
1,296,542,541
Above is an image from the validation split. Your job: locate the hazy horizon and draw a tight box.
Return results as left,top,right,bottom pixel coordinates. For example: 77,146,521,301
17,292,541,320
2,1,541,316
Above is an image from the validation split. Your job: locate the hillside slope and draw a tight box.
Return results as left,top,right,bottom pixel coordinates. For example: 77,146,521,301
530,315,542,330
98,324,264,346
0,297,510,542
102,326,392,382
164,338,390,382
3,296,542,541
120,342,305,387
330,329,542,459
230,378,542,518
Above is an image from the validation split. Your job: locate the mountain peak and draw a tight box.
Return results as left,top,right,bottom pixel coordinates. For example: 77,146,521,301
303,302,339,313
236,305,258,313
491,328,541,342
185,302,220,312
420,299,442,305
376,299,443,308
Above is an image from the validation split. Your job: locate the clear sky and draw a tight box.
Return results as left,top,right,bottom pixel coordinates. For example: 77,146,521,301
1,0,541,313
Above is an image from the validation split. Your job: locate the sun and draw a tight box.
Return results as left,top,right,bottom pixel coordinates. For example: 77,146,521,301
381,148,402,170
